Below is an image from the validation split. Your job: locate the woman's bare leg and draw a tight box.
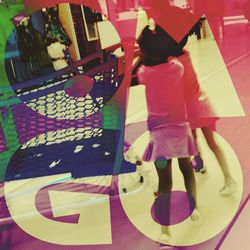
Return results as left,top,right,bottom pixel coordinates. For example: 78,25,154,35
202,127,231,179
201,127,236,195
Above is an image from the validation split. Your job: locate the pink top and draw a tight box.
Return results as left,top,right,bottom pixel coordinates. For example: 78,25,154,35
176,52,201,103
137,59,186,123
175,51,217,127
136,59,198,161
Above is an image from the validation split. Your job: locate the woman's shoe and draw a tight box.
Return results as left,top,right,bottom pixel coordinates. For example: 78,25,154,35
190,208,202,225
220,178,237,196
158,228,171,246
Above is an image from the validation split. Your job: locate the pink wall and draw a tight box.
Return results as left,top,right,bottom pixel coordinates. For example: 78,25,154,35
225,0,246,16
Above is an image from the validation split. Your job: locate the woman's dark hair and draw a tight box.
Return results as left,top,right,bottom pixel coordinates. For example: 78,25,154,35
138,25,177,66
138,20,199,66
139,20,201,60
157,25,189,57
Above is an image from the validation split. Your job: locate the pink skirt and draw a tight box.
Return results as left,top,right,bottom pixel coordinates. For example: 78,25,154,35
142,122,197,162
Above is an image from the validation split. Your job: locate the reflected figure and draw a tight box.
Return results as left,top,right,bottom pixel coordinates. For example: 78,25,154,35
205,0,225,40
244,0,250,23
46,37,69,71
15,16,41,80
42,5,72,71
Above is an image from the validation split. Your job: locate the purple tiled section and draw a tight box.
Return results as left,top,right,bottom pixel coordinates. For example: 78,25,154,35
0,126,7,153
12,104,102,145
